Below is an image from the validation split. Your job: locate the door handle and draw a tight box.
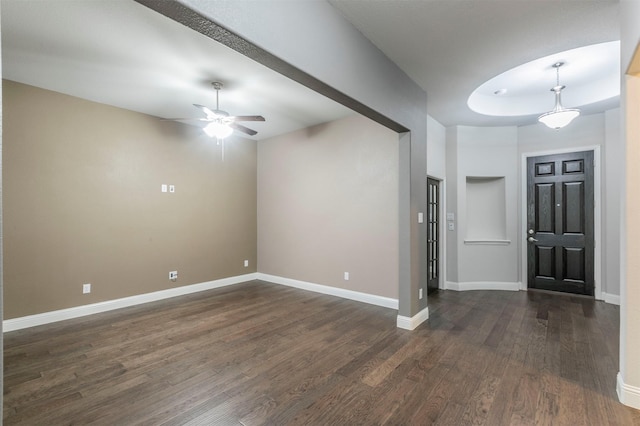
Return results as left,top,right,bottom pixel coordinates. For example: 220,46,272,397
528,236,538,242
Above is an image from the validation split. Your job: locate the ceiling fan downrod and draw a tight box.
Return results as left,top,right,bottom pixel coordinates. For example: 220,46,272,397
212,81,223,113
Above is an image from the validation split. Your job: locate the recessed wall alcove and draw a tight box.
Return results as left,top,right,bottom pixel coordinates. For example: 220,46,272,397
464,176,509,244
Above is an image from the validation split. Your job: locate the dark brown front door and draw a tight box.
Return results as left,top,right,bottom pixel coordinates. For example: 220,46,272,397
427,178,439,293
527,151,594,296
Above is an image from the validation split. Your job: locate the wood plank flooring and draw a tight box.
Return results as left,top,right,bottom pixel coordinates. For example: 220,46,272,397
4,281,640,425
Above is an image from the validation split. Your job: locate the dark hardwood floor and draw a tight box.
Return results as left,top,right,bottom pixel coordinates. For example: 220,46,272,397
4,281,640,425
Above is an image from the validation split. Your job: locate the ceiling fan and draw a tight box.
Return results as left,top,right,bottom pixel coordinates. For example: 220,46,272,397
164,82,265,138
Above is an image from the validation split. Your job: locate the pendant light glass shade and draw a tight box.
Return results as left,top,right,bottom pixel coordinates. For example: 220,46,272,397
538,62,580,130
538,86,580,129
203,121,233,139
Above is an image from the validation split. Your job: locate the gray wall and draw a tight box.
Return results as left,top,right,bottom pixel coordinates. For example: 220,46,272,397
451,126,519,288
257,114,399,299
154,0,428,316
445,126,458,283
427,115,447,289
444,110,619,298
427,115,446,180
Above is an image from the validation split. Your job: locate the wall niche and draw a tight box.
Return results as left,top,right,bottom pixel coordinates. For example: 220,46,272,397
465,176,508,244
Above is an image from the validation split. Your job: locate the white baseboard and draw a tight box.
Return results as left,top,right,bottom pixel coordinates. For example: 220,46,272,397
5,272,401,333
603,292,621,305
397,306,430,330
617,372,640,409
3,273,258,332
445,281,521,292
256,273,398,309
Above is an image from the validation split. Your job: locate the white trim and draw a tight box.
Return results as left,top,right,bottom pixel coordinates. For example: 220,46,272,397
3,273,258,332
463,239,511,245
617,372,640,409
445,281,457,290
256,273,399,309
440,179,447,289
520,146,602,299
445,281,521,292
397,306,430,330
603,292,621,305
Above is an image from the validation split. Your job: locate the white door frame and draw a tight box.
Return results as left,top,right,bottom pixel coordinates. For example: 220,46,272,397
520,145,602,300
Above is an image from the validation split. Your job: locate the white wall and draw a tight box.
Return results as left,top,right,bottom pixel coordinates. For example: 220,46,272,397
427,114,446,180
604,108,622,300
257,114,399,299
619,0,640,409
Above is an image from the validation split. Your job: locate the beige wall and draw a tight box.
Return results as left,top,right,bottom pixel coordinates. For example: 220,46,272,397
3,80,257,319
257,114,399,299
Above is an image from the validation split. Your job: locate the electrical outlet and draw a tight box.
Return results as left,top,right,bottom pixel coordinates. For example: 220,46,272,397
83,283,91,294
419,288,423,299
169,271,178,281
244,260,249,267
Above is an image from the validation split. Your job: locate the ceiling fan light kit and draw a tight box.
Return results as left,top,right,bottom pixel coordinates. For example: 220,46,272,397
204,120,234,139
202,82,234,139
538,62,580,129
164,81,265,140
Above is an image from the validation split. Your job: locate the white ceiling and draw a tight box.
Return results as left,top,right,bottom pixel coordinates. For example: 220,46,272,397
330,0,621,127
1,0,353,141
2,0,622,132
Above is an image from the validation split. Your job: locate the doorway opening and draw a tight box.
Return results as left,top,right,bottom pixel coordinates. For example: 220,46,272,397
427,177,440,294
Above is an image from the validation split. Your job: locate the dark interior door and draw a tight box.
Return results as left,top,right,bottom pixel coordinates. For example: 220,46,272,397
427,178,439,293
527,151,594,296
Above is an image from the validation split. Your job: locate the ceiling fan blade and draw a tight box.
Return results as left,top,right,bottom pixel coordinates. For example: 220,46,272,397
160,117,209,122
193,103,216,118
230,122,258,136
230,115,266,122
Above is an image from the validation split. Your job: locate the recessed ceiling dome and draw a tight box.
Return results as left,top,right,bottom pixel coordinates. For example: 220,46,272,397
467,41,620,117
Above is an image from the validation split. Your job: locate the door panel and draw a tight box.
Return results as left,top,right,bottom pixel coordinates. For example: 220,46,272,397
536,246,556,279
535,183,555,232
563,182,584,233
527,151,594,296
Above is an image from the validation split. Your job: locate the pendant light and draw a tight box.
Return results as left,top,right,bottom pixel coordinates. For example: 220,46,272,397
538,62,580,129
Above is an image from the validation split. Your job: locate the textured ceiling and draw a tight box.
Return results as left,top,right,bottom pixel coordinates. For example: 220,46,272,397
1,0,353,141
2,0,622,132
330,0,620,127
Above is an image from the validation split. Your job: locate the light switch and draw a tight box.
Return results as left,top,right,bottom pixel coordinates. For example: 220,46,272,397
161,184,168,193
169,185,175,193
447,213,454,221
418,212,424,223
